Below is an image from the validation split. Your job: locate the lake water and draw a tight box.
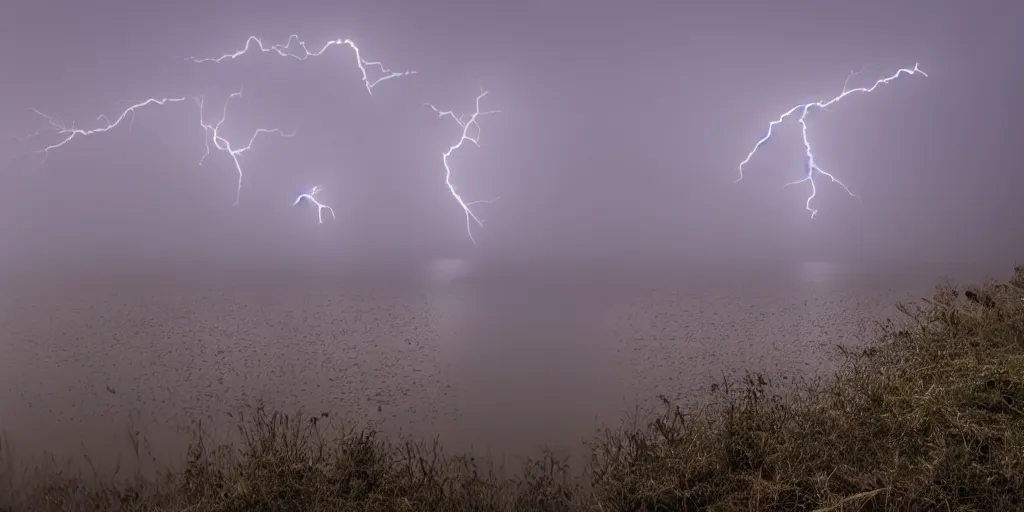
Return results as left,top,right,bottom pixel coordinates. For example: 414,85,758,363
0,260,1001,478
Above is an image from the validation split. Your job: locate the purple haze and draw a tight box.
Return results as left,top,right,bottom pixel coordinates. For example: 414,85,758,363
1,0,1021,281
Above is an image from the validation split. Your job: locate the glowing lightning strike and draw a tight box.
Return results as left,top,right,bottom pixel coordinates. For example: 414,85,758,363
424,89,500,245
28,97,188,163
292,185,336,224
187,35,416,95
195,89,295,206
737,63,928,218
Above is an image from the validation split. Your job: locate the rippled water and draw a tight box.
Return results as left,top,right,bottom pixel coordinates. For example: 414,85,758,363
0,260,994,475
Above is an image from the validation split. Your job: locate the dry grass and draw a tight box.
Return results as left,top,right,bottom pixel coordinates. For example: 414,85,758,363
3,266,1024,511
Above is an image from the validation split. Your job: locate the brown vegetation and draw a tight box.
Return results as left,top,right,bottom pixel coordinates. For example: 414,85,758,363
3,266,1024,511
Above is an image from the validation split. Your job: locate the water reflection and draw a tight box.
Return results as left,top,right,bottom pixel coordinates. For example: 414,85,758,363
419,258,475,348
423,258,473,285
798,261,845,285
424,273,622,460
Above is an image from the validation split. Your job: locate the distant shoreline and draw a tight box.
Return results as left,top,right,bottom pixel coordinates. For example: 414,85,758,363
0,256,1004,291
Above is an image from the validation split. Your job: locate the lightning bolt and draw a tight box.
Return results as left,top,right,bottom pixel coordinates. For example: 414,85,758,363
195,89,295,206
737,63,928,218
424,88,500,245
292,185,336,224
187,35,416,95
28,97,188,163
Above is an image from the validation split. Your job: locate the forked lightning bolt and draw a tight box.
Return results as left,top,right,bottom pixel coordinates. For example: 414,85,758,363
424,89,500,244
28,97,188,163
293,185,336,224
187,35,416,95
27,92,289,208
737,63,928,218
195,90,295,206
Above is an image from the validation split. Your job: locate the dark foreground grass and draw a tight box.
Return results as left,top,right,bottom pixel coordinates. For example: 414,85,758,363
3,267,1024,511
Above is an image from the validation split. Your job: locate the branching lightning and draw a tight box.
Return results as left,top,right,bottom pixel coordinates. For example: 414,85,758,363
424,89,500,244
187,35,416,95
28,97,188,163
737,63,927,218
186,34,416,219
27,34,414,227
28,91,290,207
195,89,295,206
292,185,336,224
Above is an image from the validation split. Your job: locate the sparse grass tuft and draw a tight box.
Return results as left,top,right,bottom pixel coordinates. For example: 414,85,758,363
3,266,1024,511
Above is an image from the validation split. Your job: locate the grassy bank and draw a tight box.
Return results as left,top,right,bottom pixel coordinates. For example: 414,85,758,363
2,267,1024,511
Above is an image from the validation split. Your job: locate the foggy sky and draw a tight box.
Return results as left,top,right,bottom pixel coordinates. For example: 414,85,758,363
1,0,1021,277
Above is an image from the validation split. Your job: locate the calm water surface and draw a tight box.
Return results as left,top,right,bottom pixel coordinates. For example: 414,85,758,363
0,261,998,475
